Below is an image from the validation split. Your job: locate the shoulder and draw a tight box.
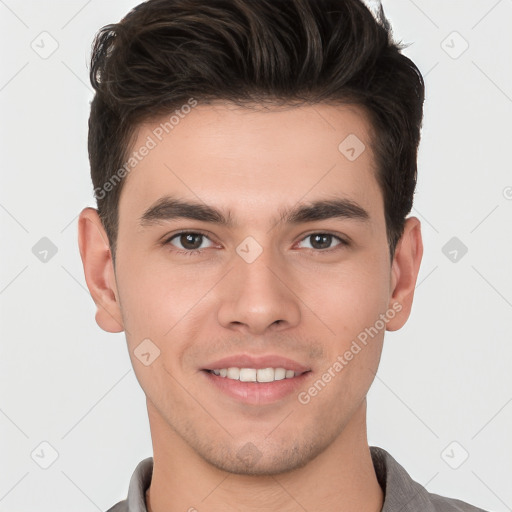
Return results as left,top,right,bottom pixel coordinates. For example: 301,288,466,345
428,492,489,512
104,457,153,512
105,500,128,512
370,446,489,512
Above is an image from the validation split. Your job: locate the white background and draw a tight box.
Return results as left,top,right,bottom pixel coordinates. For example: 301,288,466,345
0,1,511,511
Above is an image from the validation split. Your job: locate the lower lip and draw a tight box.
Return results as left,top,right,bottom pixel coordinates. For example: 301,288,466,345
202,370,311,405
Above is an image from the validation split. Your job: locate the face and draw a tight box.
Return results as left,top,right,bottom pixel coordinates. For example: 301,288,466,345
80,102,421,476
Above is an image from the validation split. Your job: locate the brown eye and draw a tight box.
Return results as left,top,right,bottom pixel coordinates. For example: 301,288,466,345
297,233,347,252
165,231,214,254
310,234,334,250
177,233,204,250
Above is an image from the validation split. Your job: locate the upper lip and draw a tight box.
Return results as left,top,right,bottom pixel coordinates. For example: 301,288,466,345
203,354,311,373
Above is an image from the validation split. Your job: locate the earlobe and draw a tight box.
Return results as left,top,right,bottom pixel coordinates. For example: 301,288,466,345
386,217,423,332
77,207,124,333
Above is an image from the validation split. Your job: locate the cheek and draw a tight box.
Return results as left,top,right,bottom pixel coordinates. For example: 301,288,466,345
299,251,391,342
116,252,207,331
115,256,222,373
296,265,388,415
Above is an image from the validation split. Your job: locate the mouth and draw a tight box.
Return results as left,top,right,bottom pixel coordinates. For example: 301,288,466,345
204,367,308,382
201,355,312,405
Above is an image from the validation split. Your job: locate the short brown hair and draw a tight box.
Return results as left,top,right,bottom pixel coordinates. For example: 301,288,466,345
88,0,424,263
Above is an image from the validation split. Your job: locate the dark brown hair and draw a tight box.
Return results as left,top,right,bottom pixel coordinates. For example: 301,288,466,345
88,0,424,263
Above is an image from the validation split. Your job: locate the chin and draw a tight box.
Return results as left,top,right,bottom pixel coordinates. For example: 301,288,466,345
196,436,327,477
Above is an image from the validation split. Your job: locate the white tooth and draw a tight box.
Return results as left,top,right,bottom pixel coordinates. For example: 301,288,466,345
219,368,228,377
227,367,240,380
257,368,275,382
285,370,295,379
274,368,286,380
239,368,257,382
212,369,220,376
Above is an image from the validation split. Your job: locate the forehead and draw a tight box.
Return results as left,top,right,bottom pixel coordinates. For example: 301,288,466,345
118,102,383,230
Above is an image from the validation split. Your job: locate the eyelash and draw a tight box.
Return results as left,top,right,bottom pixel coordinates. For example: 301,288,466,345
162,230,349,257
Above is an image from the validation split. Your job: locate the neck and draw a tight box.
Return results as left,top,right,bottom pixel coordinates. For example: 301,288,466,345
145,400,383,512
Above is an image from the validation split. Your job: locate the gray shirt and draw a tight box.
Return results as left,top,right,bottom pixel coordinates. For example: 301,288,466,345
106,446,488,511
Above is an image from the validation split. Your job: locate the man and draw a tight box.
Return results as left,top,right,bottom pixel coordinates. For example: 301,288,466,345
78,0,488,510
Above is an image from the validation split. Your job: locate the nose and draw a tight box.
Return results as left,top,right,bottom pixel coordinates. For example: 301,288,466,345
216,246,301,336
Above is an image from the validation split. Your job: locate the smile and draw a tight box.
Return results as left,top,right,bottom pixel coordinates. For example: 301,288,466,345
207,367,305,382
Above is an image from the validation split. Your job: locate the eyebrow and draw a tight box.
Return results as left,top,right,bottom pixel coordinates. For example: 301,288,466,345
138,195,370,229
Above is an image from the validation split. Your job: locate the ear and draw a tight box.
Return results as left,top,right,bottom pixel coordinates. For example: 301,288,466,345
386,216,423,331
77,207,124,333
